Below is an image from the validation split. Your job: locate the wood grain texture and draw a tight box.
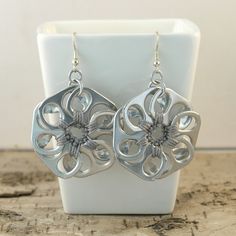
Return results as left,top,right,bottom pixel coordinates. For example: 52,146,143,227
0,151,235,236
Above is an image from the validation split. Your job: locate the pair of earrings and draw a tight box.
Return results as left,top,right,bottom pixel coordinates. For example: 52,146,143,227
31,32,201,181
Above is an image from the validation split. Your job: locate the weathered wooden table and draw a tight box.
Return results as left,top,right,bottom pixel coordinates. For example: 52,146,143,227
0,151,235,236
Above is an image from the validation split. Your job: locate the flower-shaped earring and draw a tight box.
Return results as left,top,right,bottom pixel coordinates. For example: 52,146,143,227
113,32,201,181
32,33,117,179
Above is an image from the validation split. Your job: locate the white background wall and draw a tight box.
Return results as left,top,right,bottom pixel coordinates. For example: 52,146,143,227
0,0,235,149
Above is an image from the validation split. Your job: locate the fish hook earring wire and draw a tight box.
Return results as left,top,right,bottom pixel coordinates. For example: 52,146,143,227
31,32,117,179
113,32,201,181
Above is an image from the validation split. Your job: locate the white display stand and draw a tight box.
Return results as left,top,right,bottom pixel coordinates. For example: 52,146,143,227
37,19,200,214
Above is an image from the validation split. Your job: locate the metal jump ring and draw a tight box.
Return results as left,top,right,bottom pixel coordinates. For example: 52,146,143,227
69,69,82,85
149,70,166,92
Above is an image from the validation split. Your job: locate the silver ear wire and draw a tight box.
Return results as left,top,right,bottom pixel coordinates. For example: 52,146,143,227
149,32,165,91
68,32,83,91
72,32,79,68
154,32,160,69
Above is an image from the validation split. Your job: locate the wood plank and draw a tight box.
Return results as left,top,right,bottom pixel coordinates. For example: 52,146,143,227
0,151,235,236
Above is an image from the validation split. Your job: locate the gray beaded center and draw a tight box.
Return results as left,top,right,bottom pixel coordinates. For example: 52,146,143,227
65,123,89,147
147,124,168,146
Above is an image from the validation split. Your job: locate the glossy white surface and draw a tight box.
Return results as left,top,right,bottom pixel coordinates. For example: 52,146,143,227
37,19,199,214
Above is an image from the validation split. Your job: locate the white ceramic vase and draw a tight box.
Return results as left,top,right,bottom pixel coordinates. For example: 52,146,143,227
37,19,200,214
